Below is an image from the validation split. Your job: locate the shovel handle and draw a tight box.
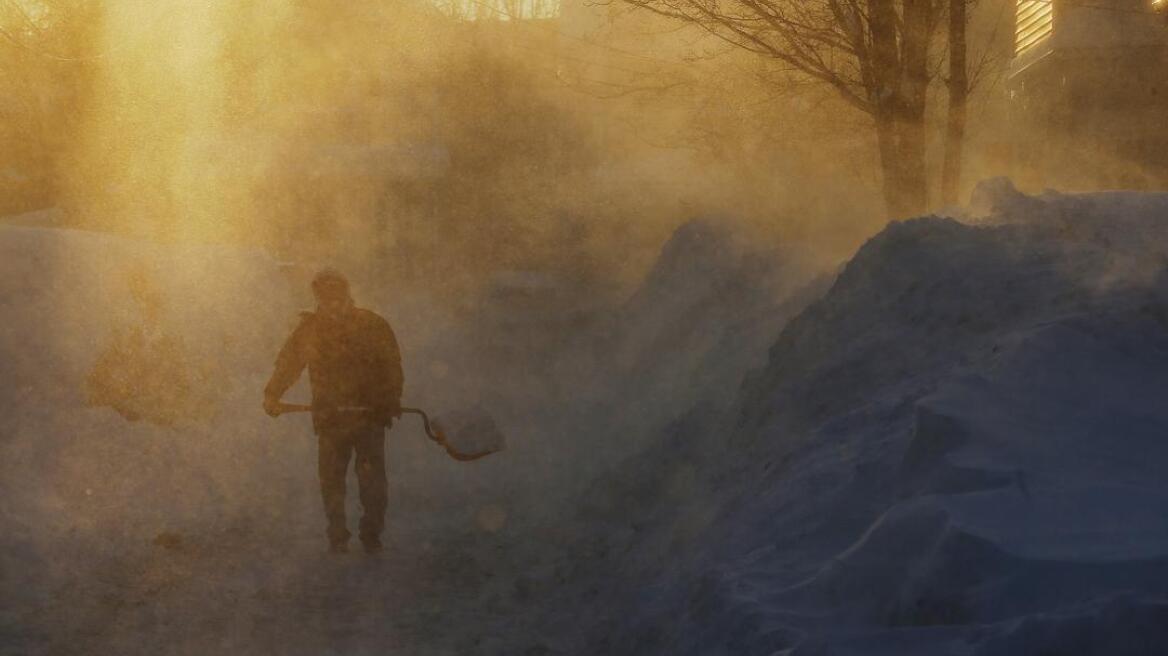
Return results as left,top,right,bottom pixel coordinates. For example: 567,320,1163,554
394,409,494,460
273,402,447,444
401,407,447,445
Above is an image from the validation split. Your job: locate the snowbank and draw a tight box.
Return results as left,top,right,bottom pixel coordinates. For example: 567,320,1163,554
406,218,825,508
525,183,1168,655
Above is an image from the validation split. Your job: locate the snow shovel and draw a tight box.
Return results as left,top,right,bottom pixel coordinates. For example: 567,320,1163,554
273,402,505,462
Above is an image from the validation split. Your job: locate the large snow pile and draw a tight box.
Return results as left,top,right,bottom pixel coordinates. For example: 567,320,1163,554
604,220,823,437
514,183,1168,655
408,219,824,506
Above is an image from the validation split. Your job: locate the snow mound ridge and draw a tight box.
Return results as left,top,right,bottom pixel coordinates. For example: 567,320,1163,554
611,219,821,408
565,187,1168,655
742,203,1168,436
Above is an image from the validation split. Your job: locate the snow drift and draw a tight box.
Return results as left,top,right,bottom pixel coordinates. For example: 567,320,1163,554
518,183,1168,655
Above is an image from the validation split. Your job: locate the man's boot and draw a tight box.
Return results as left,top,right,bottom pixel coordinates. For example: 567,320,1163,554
360,536,383,554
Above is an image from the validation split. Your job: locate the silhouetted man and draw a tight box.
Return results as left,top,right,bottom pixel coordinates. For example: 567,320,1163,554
263,268,403,554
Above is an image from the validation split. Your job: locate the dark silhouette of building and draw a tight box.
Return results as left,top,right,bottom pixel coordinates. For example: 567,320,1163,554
1008,0,1168,189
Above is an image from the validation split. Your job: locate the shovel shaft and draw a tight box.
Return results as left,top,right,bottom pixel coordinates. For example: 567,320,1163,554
274,402,445,443
273,402,495,462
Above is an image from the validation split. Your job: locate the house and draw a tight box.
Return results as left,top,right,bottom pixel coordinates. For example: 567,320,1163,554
1008,0,1168,189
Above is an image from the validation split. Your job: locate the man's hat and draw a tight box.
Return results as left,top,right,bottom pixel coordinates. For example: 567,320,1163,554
311,267,351,300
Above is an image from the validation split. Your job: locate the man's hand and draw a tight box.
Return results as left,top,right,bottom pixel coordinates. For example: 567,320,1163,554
374,399,402,426
263,396,283,418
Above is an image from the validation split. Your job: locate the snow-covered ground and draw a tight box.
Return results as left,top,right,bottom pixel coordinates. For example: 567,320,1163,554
4,183,1168,655
0,211,817,654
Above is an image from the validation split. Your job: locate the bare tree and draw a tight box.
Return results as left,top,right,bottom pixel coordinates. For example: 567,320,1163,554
615,0,945,217
941,0,969,206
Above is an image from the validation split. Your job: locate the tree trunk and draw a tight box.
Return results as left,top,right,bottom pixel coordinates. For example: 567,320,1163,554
867,0,933,218
898,0,934,217
942,0,969,206
894,115,929,216
875,114,902,216
875,114,929,219
867,0,920,218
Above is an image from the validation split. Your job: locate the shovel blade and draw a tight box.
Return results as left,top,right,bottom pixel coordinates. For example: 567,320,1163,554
432,407,506,461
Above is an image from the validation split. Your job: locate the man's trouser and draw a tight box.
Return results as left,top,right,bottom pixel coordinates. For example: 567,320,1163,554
317,420,387,545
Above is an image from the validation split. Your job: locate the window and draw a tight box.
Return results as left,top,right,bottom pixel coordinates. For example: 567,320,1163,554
1016,0,1054,56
